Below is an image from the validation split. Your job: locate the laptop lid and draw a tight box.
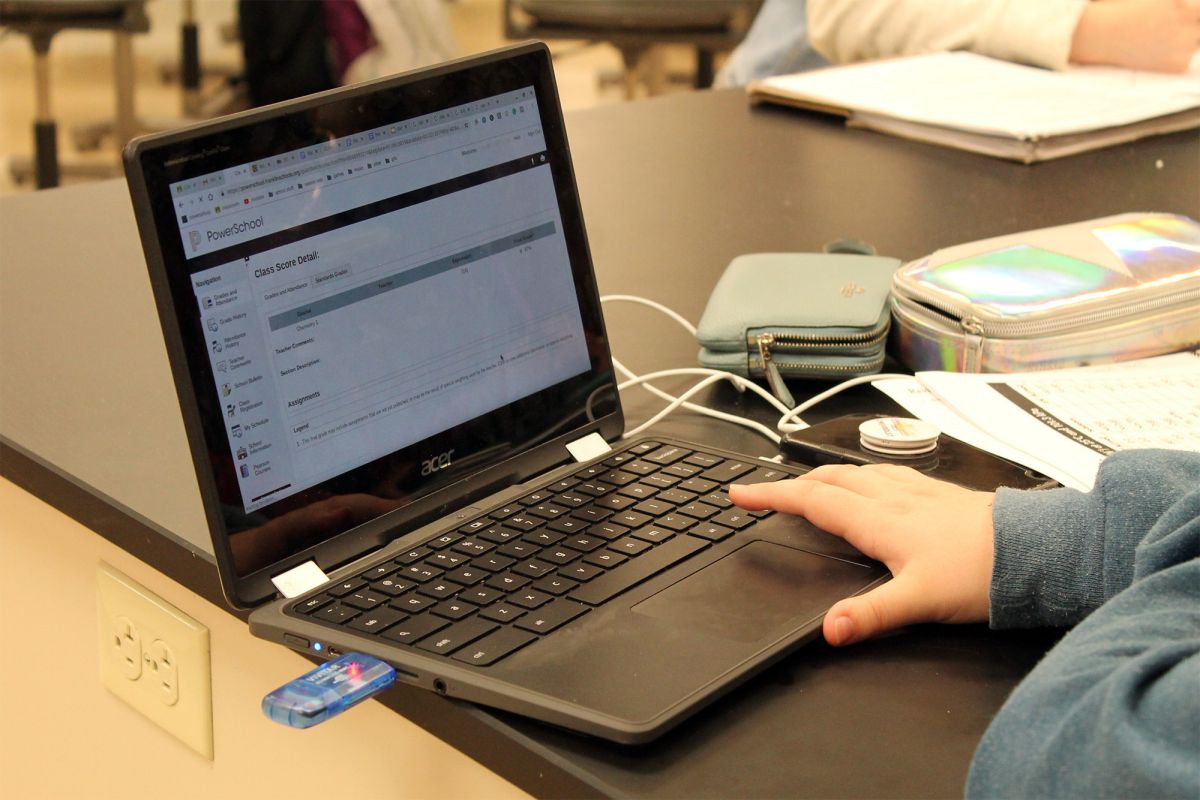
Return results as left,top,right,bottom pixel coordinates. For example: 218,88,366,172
124,43,623,609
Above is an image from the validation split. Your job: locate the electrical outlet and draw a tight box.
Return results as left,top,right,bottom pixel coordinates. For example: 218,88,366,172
97,563,213,759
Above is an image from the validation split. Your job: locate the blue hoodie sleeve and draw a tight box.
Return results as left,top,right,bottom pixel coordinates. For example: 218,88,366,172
967,449,1200,799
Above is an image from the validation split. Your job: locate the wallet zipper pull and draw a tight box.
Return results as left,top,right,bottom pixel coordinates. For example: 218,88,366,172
756,333,796,408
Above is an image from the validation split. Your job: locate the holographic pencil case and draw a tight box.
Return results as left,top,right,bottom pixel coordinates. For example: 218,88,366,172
889,213,1200,373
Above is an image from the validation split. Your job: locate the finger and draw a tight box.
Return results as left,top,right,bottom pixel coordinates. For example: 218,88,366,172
729,479,886,553
800,463,918,497
822,576,931,646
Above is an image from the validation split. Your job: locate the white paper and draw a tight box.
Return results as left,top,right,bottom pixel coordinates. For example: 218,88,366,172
758,51,1200,139
875,352,1200,491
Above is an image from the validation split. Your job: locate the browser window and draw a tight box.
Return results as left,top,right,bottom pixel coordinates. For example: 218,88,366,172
171,88,591,513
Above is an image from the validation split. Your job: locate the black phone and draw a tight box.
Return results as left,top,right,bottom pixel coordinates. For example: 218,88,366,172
782,413,1058,491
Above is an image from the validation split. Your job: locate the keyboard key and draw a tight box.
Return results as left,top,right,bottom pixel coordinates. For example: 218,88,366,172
564,534,604,553
525,529,565,546
541,547,582,565
519,489,555,505
596,494,636,511
431,600,476,621
370,577,416,596
627,441,659,454
712,510,755,530
458,518,491,535
576,482,613,497
642,474,680,490
571,505,611,523
473,554,515,572
343,590,388,610
554,492,589,508
699,491,733,509
690,523,735,542
740,467,792,485
617,483,656,499
294,594,333,614
453,628,538,667
599,469,637,486
400,564,442,583
663,463,701,479
327,580,365,597
395,548,432,565
588,521,629,540
391,593,436,613
489,505,523,519
529,503,570,520
359,564,395,581
679,477,719,494
512,559,555,579
427,551,468,569
621,460,658,476
678,502,718,520
561,562,605,581
348,607,405,634
427,533,462,550
644,445,689,465
418,618,499,655
461,586,504,605
453,539,494,556
316,603,359,624
478,525,522,545
656,514,695,532
444,567,487,585
485,572,530,592
515,600,590,634
498,540,540,559
547,516,588,534
633,499,674,516
657,488,697,505
610,537,652,556
701,460,755,482
503,514,543,532
684,452,722,468
510,589,553,609
632,526,675,544
603,452,637,467
381,615,448,645
584,550,628,569
417,580,463,600
570,535,709,605
480,603,526,623
533,575,579,595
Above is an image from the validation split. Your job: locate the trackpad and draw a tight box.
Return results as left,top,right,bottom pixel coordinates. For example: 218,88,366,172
632,541,876,644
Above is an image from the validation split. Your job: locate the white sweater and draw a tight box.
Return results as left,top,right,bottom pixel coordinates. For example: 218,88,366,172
808,0,1089,70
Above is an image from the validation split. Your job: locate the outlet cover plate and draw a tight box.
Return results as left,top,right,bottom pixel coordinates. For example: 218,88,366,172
97,562,213,759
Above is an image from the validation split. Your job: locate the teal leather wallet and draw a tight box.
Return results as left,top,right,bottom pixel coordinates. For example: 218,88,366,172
696,253,900,406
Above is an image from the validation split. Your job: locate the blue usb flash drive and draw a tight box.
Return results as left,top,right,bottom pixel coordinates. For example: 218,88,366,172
262,652,396,729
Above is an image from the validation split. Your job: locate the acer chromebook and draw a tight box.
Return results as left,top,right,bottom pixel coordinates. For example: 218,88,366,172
124,42,886,744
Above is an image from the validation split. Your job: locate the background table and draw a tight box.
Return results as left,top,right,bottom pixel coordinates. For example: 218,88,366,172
3,88,1196,799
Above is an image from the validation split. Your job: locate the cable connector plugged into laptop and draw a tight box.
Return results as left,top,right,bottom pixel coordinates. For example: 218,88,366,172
262,652,395,729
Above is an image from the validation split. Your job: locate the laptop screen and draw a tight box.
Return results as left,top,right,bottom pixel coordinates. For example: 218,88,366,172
126,45,621,603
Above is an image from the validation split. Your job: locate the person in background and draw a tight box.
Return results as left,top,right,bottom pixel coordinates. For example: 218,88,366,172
714,0,827,87
729,449,1199,798
807,0,1200,73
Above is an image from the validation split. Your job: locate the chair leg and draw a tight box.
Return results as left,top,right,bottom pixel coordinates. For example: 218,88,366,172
32,35,59,189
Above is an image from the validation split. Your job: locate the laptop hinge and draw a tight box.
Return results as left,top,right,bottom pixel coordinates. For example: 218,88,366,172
271,560,330,599
565,431,611,463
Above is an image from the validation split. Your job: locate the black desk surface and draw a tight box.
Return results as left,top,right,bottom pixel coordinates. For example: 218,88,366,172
3,88,1197,799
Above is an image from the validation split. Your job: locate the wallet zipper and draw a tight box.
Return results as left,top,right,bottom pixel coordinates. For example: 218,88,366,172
753,332,889,408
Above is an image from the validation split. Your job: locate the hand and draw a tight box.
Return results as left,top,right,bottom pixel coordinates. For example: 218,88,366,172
728,464,996,646
1070,0,1200,73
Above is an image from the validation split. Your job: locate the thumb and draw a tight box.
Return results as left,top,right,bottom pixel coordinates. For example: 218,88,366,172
822,576,929,646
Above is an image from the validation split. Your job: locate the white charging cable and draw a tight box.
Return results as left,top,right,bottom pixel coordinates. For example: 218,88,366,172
600,294,910,445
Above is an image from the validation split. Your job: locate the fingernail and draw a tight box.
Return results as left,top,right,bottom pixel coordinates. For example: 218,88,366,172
833,616,854,645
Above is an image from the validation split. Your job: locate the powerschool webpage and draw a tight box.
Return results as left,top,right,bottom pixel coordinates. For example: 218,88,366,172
179,91,591,514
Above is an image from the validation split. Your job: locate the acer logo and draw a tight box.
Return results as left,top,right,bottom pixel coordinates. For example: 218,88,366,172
421,449,455,476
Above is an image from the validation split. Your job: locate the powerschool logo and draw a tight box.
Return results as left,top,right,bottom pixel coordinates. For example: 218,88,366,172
421,449,454,476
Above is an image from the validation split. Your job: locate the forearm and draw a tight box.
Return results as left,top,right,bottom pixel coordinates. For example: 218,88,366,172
970,485,1200,798
990,449,1200,629
808,0,1087,69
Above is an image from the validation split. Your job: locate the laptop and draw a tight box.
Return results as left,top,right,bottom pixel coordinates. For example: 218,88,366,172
123,42,887,744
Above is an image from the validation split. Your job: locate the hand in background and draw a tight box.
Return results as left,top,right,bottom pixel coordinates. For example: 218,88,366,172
1070,0,1200,73
729,464,996,646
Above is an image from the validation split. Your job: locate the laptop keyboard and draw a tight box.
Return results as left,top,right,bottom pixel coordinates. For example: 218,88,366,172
290,441,791,667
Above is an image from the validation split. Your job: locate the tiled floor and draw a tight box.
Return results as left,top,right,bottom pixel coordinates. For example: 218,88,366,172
0,0,706,195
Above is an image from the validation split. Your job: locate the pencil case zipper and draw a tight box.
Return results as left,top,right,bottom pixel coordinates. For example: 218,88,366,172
750,329,889,406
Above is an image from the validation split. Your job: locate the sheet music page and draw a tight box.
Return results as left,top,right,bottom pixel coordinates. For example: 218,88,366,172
876,353,1200,491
